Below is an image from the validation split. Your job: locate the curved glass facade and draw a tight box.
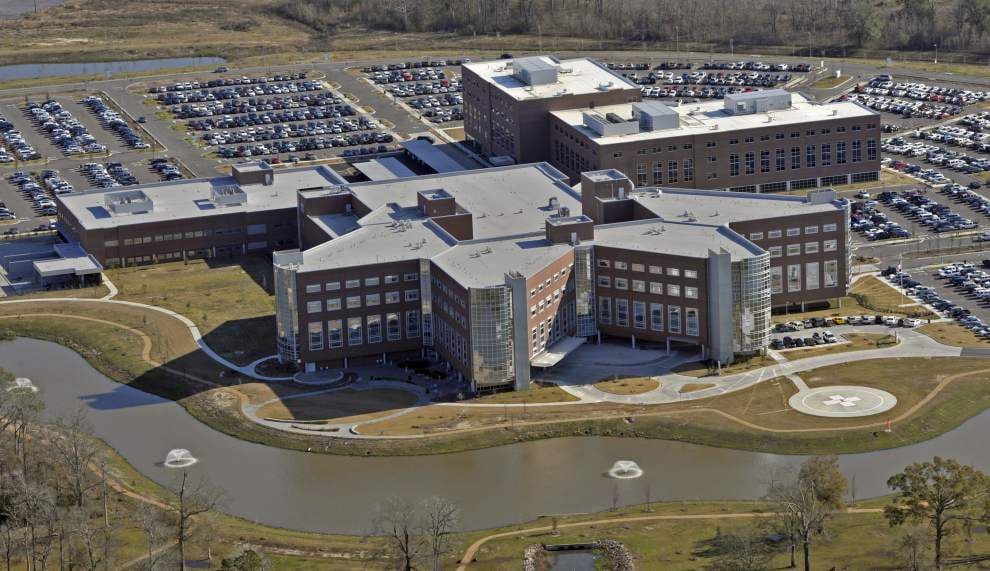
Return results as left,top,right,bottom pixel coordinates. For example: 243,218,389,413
469,285,515,389
732,252,771,353
273,257,300,363
572,245,597,337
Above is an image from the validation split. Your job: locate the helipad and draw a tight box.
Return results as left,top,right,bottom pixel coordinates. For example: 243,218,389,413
788,385,897,418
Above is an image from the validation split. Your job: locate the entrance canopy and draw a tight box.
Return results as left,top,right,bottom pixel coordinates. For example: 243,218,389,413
531,336,585,368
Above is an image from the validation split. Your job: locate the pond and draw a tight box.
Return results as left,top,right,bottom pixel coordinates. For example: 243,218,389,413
0,56,226,81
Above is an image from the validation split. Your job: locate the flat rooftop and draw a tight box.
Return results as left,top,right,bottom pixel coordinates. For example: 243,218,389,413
590,219,762,260
303,163,582,240
462,56,637,100
551,92,877,145
625,187,846,226
58,164,345,230
432,233,573,288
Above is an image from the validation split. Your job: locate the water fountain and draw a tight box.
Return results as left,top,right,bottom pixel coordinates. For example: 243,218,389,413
607,460,643,479
164,448,198,469
6,378,38,393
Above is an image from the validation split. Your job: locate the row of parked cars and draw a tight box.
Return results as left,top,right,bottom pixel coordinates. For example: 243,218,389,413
360,60,462,73
150,157,183,181
82,96,149,150
850,197,911,240
8,170,62,216
860,77,987,106
885,265,982,327
1,120,41,162
81,162,138,188
883,189,978,233
216,132,392,159
423,107,464,123
369,66,452,84
771,330,838,349
408,93,462,110
201,117,382,146
27,100,106,155
185,103,357,131
936,262,990,304
917,125,990,153
940,183,990,220
883,157,951,185
886,136,990,175
389,80,462,98
846,93,962,119
148,73,310,94
154,80,324,106
618,70,789,88
641,85,760,100
172,92,345,119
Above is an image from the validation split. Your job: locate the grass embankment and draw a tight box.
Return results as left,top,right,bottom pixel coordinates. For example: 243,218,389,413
781,332,897,360
2,295,989,456
255,388,417,422
772,275,934,324
593,376,660,395
810,75,850,89
918,321,990,347
106,256,275,365
672,353,777,378
679,383,715,393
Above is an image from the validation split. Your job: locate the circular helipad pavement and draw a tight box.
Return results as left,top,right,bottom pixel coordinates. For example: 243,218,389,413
788,385,897,418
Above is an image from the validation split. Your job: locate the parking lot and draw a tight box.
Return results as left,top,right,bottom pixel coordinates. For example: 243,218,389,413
357,59,465,126
886,262,990,336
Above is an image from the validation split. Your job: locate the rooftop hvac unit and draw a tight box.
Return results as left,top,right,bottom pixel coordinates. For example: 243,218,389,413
549,197,560,208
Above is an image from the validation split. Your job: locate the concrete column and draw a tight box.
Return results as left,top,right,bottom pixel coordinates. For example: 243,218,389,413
666,338,671,354
631,335,636,349
343,357,348,368
597,332,601,344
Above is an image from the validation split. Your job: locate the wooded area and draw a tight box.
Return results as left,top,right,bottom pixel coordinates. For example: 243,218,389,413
277,0,990,55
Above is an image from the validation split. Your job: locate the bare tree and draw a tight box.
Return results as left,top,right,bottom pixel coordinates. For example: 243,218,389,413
137,503,172,570
49,410,100,509
373,496,424,571
898,525,933,571
421,496,459,571
174,473,224,571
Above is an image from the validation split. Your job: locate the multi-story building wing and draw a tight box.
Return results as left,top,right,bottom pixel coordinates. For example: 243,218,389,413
462,56,640,164
274,164,850,392
549,90,882,192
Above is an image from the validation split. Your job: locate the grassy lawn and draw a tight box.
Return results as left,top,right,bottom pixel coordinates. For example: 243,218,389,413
470,385,580,404
781,332,897,360
773,276,934,324
255,388,417,422
106,256,275,365
679,382,715,393
11,283,110,300
917,321,990,347
811,75,850,89
594,376,660,395
672,353,778,378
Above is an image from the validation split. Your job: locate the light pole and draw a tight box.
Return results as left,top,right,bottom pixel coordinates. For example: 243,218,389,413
164,449,199,571
934,43,938,65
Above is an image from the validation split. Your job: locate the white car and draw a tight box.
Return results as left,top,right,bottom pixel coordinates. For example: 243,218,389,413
882,316,900,326
902,318,922,327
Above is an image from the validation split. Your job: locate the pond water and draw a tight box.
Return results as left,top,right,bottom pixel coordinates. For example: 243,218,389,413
0,56,226,81
3,336,990,534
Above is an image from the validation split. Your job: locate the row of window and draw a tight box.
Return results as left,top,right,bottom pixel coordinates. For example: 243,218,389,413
104,226,252,248
304,273,419,294
596,260,698,278
596,276,699,298
306,289,420,314
531,301,575,354
598,298,700,336
307,311,420,351
766,240,839,257
725,141,876,177
770,260,841,293
528,265,573,298
748,223,838,241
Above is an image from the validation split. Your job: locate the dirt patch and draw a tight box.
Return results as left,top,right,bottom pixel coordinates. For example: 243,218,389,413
679,383,716,394
594,377,660,395
255,388,417,421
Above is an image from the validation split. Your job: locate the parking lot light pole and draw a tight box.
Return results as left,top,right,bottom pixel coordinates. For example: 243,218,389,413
934,44,938,65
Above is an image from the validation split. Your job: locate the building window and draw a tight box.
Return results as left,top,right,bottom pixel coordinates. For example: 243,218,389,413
385,275,399,284
632,280,646,292
791,146,801,169
667,161,678,183
404,273,418,282
787,264,802,292
306,300,322,314
685,308,699,336
786,227,800,237
852,140,862,162
614,261,628,270
806,145,816,168
405,289,420,302
326,298,341,311
768,230,782,239
650,303,664,331
668,306,681,333
821,143,831,167
683,158,694,182
346,296,361,309
649,265,662,274
760,150,770,173
597,259,610,268
666,267,680,277
598,297,611,324
867,140,877,161
684,269,698,279
653,161,663,185
615,299,629,326
805,242,819,254
729,154,740,177
823,223,837,232
631,263,645,273
685,286,698,299
769,246,782,258
386,313,401,340
367,315,382,343
406,310,420,338
385,291,400,304
637,162,648,186
775,149,786,171
364,293,380,306
805,225,819,234
597,276,611,288
787,244,801,256
770,266,783,294
347,317,363,346
806,262,820,290
326,281,341,291
633,301,646,329
749,232,764,240
706,141,717,148
744,151,755,175
365,277,380,287
824,239,837,252
836,141,847,164
824,260,839,287
328,320,343,348
667,284,680,296
308,322,323,351
614,277,628,290
305,284,321,294
650,282,663,294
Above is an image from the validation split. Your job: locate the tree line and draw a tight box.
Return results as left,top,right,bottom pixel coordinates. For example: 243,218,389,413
278,0,990,55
